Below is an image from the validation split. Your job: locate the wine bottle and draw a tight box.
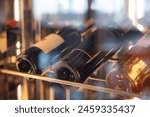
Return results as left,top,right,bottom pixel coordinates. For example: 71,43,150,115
16,19,96,74
52,27,123,82
52,24,143,83
106,32,150,98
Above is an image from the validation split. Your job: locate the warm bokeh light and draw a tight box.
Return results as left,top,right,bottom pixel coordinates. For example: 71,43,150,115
129,0,144,26
14,0,20,21
128,45,134,50
16,49,21,56
11,56,17,63
17,85,22,100
137,0,144,19
129,0,136,25
128,59,147,81
131,97,141,100
137,24,145,32
16,41,21,49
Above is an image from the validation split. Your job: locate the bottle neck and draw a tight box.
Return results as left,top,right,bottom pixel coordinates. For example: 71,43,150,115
118,18,143,43
77,18,96,33
135,32,150,47
57,18,96,42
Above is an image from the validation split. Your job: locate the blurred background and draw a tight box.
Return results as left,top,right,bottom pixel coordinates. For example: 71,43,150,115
0,0,150,100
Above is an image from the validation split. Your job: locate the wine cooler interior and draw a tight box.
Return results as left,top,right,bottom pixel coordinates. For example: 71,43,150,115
0,0,150,100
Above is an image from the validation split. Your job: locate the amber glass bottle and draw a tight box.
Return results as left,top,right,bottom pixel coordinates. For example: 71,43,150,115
106,33,150,97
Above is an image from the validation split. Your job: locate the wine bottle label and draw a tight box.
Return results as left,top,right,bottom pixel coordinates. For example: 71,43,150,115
128,58,147,81
32,34,64,54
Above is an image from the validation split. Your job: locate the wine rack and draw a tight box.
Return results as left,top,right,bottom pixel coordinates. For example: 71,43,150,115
0,67,146,100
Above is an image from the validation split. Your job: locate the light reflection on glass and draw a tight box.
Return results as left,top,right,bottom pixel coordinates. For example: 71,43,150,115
128,59,147,81
137,24,145,32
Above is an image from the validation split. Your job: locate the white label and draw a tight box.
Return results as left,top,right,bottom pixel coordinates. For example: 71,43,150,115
32,34,64,54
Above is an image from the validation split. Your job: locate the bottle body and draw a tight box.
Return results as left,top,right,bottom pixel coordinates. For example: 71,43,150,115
16,28,82,74
106,33,150,98
53,28,123,83
16,18,96,74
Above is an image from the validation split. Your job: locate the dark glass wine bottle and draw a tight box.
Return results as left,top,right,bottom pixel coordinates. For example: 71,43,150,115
52,24,143,83
53,27,123,83
16,19,95,74
106,32,150,98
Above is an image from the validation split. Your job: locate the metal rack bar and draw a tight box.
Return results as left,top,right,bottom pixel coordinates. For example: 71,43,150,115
0,69,146,99
88,76,106,82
